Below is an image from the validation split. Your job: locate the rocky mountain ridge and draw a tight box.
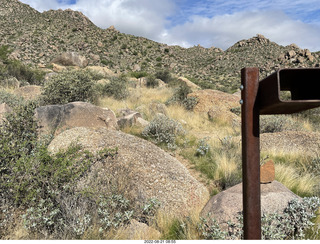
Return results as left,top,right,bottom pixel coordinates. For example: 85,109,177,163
1,0,320,92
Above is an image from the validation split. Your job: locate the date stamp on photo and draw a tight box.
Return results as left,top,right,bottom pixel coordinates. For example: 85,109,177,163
144,240,177,244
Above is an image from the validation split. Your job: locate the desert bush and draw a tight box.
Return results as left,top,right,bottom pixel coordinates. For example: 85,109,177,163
41,69,100,105
155,69,172,83
260,115,300,133
0,45,45,85
142,114,185,149
166,84,198,111
195,138,211,157
230,107,241,116
0,90,25,108
129,71,148,79
99,74,129,100
198,197,320,240
0,45,11,64
6,60,45,85
0,100,39,175
146,75,159,88
97,194,133,233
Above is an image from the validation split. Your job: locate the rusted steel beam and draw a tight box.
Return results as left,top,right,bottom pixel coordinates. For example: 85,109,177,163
258,68,320,115
241,67,261,240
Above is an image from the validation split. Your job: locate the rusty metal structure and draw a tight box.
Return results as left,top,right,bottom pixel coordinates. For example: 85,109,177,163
241,67,320,240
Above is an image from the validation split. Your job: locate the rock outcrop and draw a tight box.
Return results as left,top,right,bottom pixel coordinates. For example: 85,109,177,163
35,101,118,136
188,89,240,124
48,127,210,217
260,131,320,155
260,160,275,184
200,181,301,227
117,109,148,128
52,52,88,68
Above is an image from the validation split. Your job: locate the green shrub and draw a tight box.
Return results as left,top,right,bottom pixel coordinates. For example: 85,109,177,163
260,115,300,133
0,100,39,175
0,46,45,85
41,69,100,105
155,69,172,83
166,84,198,110
198,197,320,240
99,74,129,100
6,60,45,85
0,45,11,64
230,107,241,116
97,194,133,233
129,71,148,79
0,90,25,108
195,138,211,156
146,75,159,88
142,114,185,149
182,97,198,111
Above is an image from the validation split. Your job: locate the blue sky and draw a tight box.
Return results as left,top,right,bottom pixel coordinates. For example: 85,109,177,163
20,0,320,51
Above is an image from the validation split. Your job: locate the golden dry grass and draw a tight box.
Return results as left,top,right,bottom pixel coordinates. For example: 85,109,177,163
275,164,317,196
98,87,173,118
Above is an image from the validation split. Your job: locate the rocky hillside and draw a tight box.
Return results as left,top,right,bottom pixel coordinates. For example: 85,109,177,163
1,0,320,92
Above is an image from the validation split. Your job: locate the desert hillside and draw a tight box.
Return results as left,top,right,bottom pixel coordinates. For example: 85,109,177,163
1,0,320,240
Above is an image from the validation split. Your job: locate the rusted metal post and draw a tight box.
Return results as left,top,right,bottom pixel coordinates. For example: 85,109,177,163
241,67,261,240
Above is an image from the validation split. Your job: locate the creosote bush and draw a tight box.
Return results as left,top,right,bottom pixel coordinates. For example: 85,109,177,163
41,69,101,105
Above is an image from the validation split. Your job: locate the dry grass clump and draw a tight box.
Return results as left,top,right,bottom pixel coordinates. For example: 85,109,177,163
98,87,172,117
275,164,317,197
261,149,320,197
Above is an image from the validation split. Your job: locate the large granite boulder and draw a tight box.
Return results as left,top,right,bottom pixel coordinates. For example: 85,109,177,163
200,181,301,226
52,52,88,68
48,127,210,217
35,101,118,136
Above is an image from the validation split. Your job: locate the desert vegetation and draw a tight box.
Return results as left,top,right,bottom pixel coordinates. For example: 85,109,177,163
1,1,320,239
1,60,320,239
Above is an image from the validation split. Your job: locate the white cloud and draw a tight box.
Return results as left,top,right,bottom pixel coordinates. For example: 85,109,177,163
71,0,175,40
161,10,320,51
22,0,176,44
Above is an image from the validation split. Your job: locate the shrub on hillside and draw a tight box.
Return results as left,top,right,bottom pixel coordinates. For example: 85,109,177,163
142,114,185,149
41,69,100,105
98,74,129,100
0,45,45,86
0,90,25,108
146,75,159,88
0,100,39,174
260,115,301,133
155,69,172,83
129,71,149,79
6,60,45,86
166,84,198,111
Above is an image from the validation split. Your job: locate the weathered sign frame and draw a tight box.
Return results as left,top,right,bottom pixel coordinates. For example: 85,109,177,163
241,67,320,239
